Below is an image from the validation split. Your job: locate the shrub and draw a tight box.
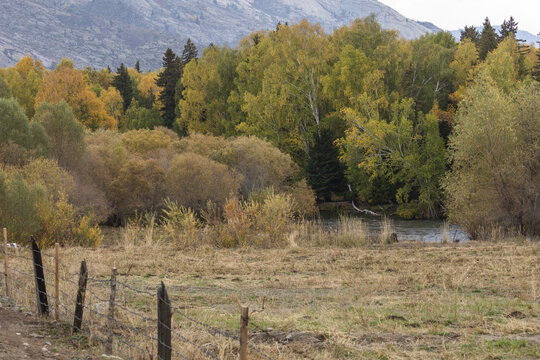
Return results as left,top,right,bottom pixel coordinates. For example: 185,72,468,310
34,101,85,170
109,159,166,218
165,152,241,210
445,78,540,238
0,98,50,158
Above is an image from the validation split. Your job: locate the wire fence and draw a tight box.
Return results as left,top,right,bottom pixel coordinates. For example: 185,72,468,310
1,230,276,360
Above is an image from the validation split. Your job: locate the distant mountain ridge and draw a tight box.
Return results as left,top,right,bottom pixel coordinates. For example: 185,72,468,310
0,0,440,70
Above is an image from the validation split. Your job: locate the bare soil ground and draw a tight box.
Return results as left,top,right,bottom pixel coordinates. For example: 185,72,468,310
0,299,96,359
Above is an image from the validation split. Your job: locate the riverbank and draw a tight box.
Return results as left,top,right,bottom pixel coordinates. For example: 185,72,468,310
5,240,538,359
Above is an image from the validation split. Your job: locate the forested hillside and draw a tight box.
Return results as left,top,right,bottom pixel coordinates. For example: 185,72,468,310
1,16,539,246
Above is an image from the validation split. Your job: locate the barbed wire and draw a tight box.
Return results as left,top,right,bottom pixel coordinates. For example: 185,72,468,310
4,244,277,360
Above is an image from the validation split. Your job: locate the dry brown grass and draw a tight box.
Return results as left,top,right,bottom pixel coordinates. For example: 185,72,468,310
3,239,540,359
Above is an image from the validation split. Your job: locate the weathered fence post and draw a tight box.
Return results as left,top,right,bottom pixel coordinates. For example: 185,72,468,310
240,305,249,360
106,267,117,355
73,260,88,333
54,243,60,321
2,228,9,298
31,236,49,315
157,282,172,360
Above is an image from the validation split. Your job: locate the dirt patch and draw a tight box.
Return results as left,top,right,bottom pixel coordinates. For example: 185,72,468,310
0,299,95,359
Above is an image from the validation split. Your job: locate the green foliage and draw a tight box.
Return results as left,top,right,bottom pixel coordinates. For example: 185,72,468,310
123,100,163,130
0,75,12,99
0,98,50,158
478,17,499,60
306,129,346,201
339,98,447,218
446,77,540,238
0,170,44,243
34,101,85,169
156,48,182,128
112,63,133,111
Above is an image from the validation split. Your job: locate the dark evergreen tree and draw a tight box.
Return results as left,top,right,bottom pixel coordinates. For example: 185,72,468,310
107,65,111,73
533,42,540,82
135,60,141,73
306,129,346,202
460,25,480,45
500,16,519,39
478,17,499,60
156,48,182,128
181,39,199,67
112,63,133,112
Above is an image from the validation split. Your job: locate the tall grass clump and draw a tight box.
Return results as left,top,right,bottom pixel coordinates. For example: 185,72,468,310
378,216,396,244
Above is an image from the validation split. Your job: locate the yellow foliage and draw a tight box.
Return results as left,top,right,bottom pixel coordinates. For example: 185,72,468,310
35,61,117,129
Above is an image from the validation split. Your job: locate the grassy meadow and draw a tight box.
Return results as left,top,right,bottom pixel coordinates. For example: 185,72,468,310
6,232,536,360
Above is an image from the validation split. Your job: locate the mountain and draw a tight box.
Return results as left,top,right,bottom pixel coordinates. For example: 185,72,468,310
0,0,439,70
450,26,540,44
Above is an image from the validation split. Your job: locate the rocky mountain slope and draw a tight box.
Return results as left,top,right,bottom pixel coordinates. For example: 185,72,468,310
0,0,440,70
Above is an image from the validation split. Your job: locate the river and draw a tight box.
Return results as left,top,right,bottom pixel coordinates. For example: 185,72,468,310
322,214,470,243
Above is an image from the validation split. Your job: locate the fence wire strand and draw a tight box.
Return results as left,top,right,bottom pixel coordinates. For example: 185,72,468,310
3,245,277,360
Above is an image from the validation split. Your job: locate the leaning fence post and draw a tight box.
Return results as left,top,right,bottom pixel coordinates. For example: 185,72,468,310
106,267,117,355
157,282,172,360
31,236,49,315
2,228,9,298
240,305,249,360
54,243,60,321
73,260,88,333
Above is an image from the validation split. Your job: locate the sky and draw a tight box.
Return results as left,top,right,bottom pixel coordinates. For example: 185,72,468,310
378,0,540,35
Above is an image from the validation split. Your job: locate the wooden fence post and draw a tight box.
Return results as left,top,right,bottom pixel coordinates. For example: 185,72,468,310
157,282,171,360
54,243,60,321
106,267,117,355
240,305,249,360
31,236,49,315
2,228,9,298
73,260,88,333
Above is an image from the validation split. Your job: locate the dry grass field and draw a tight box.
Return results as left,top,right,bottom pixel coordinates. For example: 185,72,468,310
5,239,537,360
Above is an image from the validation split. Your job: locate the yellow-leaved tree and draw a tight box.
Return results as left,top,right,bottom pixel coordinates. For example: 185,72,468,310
35,59,117,130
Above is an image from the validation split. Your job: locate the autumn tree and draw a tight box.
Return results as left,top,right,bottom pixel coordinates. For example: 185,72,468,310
446,77,540,237
449,39,479,103
0,56,46,118
156,48,182,128
35,59,116,130
178,46,241,135
339,98,447,218
0,75,12,99
33,101,85,169
237,20,335,165
99,87,124,123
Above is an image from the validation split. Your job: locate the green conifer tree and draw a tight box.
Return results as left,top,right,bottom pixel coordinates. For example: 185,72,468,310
478,17,499,60
156,48,181,128
460,25,480,45
533,42,540,82
112,63,133,112
135,60,141,73
500,16,519,39
306,129,346,202
181,39,199,67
